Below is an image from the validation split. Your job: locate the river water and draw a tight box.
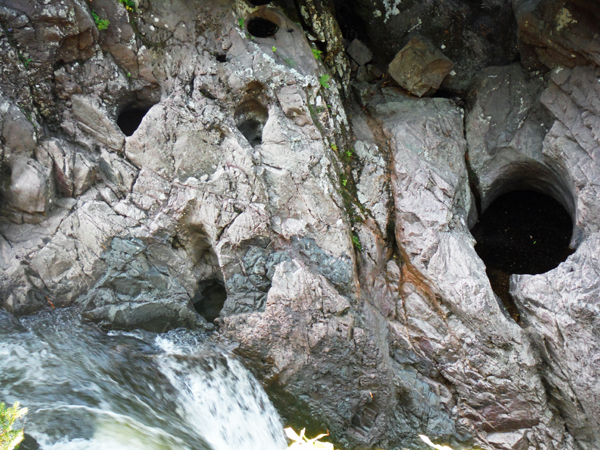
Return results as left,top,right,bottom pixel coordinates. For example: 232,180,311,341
0,308,287,450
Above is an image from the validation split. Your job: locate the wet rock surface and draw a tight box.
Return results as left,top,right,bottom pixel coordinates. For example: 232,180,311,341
1,0,600,449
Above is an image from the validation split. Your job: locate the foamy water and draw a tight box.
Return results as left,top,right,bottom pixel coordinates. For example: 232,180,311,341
0,309,286,450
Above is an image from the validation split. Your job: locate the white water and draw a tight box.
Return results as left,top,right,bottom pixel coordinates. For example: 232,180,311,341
0,309,287,450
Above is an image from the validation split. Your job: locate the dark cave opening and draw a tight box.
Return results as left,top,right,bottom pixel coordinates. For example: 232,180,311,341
235,99,268,146
471,190,574,320
246,17,279,38
248,0,272,5
192,280,227,323
334,0,369,43
216,53,227,62
117,106,152,136
237,118,265,146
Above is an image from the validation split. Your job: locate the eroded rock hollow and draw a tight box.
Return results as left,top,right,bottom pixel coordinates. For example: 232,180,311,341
1,0,600,448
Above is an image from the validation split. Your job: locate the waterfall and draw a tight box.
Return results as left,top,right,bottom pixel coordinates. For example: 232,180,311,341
0,309,287,450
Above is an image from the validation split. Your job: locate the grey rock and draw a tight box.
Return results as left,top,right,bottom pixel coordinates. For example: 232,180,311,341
2,1,600,449
37,138,97,198
388,36,454,97
347,39,373,66
512,233,600,447
351,81,378,108
0,97,37,160
374,94,570,443
7,157,54,216
465,64,558,211
71,95,125,152
508,65,600,450
99,149,138,196
294,0,350,89
353,140,391,234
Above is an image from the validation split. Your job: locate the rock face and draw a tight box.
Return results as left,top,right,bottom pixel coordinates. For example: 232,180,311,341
510,65,600,449
512,0,600,70
1,1,600,449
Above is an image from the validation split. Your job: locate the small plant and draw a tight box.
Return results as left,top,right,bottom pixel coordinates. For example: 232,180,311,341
92,11,110,30
312,48,323,60
1,402,28,450
272,46,277,52
285,428,333,450
19,55,32,69
118,0,136,11
238,18,245,29
342,178,348,186
351,235,361,251
330,143,338,151
345,148,354,158
319,74,330,89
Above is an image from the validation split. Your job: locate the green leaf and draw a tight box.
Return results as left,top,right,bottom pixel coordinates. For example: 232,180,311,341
319,74,330,89
312,48,323,60
238,18,245,29
272,46,277,52
351,235,361,250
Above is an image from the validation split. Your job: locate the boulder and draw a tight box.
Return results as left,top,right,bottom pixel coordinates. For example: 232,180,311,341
337,0,518,92
346,39,372,66
388,36,454,97
7,157,54,216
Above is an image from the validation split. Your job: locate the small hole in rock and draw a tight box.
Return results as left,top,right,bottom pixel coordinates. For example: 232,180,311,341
193,280,227,323
117,106,152,136
235,100,268,146
249,0,272,4
471,190,574,319
216,54,227,62
246,17,279,38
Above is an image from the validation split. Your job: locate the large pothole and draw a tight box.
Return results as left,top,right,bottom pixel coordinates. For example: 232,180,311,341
192,280,227,323
246,17,279,38
471,189,574,319
235,82,269,146
117,105,153,136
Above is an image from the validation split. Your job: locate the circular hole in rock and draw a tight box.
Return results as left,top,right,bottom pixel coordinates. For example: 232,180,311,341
471,190,574,321
471,190,573,275
117,106,152,136
193,280,227,323
249,0,272,4
235,100,268,146
246,17,279,38
216,54,227,62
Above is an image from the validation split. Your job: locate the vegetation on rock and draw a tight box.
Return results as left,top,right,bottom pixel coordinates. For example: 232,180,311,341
0,402,27,450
